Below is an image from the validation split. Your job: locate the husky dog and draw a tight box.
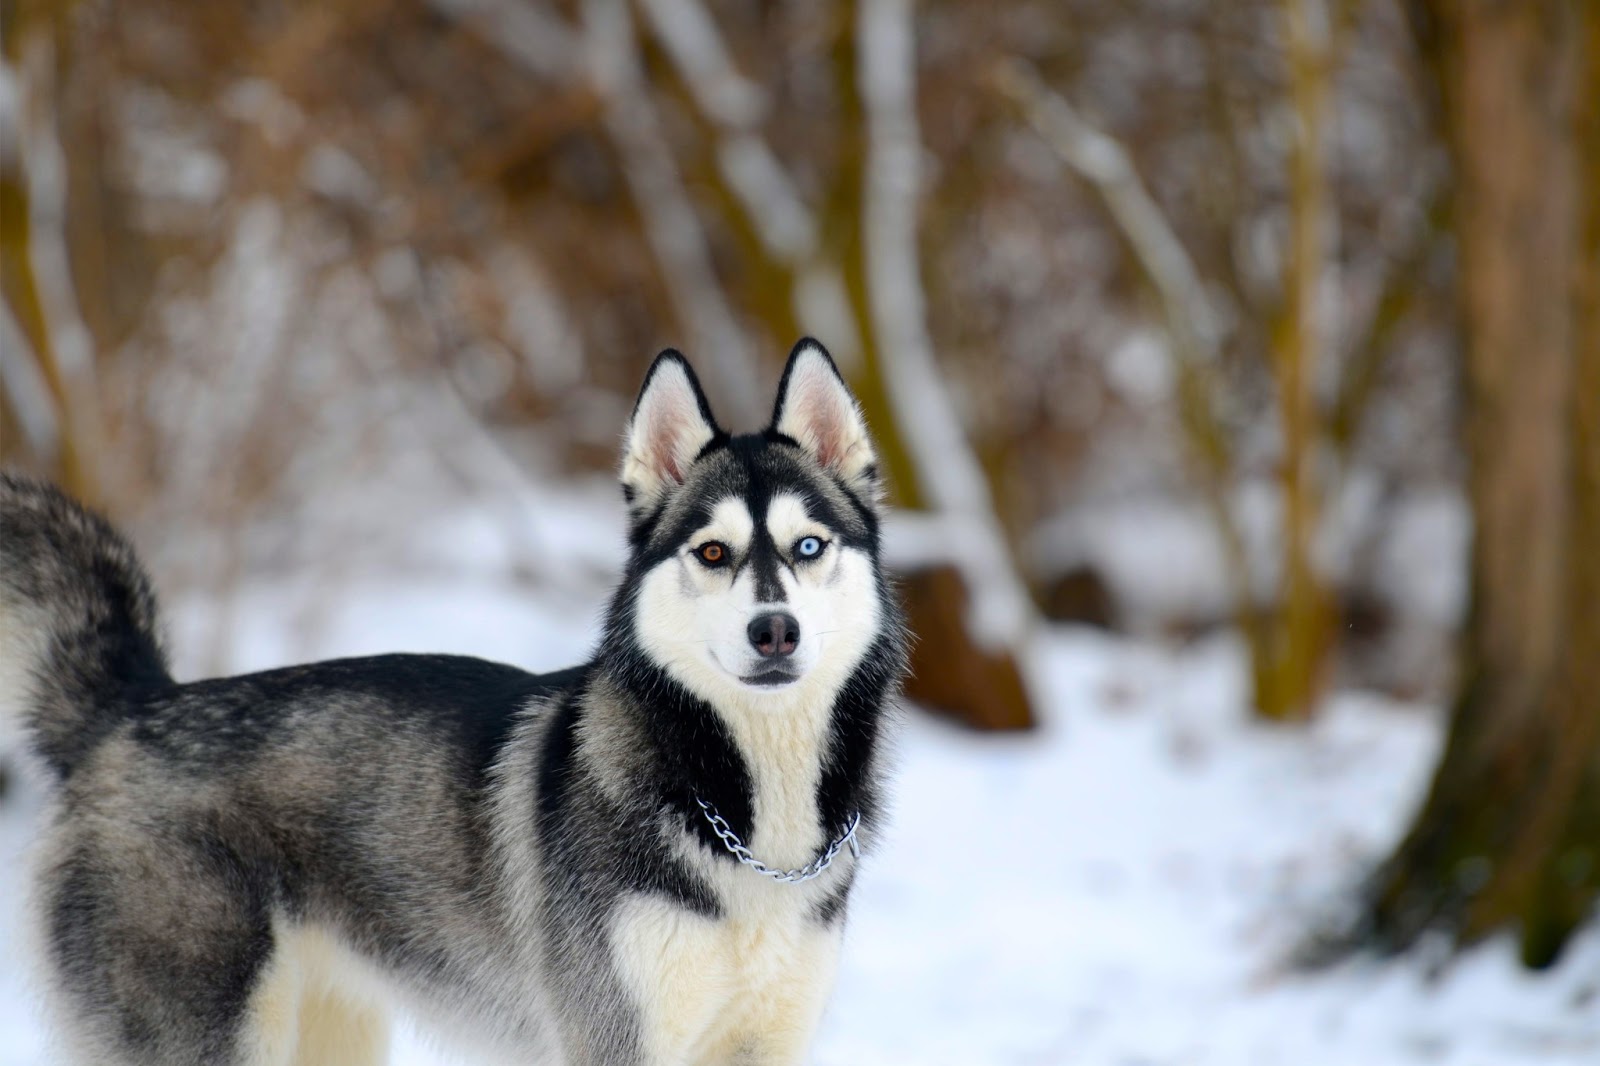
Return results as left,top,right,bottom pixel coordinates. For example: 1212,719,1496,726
0,339,908,1066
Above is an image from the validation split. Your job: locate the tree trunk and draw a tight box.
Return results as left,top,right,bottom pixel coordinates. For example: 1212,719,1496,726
1256,0,1335,722
1359,0,1600,968
1,23,100,504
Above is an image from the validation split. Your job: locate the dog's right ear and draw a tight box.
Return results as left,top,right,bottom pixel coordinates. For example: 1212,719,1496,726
620,350,721,514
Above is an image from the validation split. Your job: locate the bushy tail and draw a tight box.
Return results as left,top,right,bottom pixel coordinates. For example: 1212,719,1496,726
0,474,171,777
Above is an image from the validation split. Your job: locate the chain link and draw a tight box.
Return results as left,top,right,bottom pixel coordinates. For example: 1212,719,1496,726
694,797,861,884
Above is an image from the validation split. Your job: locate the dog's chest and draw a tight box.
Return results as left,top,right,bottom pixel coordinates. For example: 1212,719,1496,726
609,890,844,1063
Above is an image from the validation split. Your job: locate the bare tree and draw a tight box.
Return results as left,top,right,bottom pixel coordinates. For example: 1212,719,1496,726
1355,0,1600,967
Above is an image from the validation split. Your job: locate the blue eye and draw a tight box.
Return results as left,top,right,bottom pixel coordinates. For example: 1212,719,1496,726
795,536,824,559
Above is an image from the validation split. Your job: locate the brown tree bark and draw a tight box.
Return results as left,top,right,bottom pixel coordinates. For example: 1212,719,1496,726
1257,0,1336,722
1359,0,1600,968
0,17,100,504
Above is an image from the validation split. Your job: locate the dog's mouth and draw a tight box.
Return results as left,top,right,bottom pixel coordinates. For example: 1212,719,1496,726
740,668,799,688
709,648,802,689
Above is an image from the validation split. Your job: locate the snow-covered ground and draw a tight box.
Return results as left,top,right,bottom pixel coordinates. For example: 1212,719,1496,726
2,502,1596,1065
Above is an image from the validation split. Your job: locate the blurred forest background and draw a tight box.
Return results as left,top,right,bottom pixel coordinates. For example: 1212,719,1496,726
1,0,1596,978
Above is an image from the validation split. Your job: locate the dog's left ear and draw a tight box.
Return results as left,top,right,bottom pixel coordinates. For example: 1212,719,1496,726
771,338,879,498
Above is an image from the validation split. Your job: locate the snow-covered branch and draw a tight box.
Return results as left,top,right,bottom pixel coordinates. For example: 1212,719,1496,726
860,0,1036,650
633,0,763,130
991,58,1220,366
635,0,858,363
0,301,57,453
423,0,583,82
637,0,808,261
581,0,760,414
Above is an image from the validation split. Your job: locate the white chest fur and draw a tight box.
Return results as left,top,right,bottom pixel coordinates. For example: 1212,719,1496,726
608,891,845,1066
713,684,836,869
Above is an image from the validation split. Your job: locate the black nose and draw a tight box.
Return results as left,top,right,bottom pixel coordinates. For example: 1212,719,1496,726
747,612,800,658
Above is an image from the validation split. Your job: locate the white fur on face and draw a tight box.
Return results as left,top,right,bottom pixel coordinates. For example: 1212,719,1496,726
633,492,881,717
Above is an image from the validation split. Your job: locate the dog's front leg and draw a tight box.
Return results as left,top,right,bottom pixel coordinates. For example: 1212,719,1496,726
715,924,843,1066
608,895,737,1066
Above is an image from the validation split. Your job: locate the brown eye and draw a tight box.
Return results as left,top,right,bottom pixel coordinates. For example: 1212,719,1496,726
695,541,728,566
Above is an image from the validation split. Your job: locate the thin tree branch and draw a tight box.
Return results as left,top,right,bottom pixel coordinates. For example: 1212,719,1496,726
581,0,759,414
990,57,1257,650
0,298,58,453
424,0,584,82
427,0,761,415
991,58,1222,365
1327,185,1447,456
12,34,101,499
637,0,807,259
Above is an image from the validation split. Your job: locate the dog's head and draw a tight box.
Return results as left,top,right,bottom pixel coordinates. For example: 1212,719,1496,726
612,339,890,711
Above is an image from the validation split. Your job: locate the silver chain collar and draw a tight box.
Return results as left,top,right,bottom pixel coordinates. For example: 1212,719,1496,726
693,797,862,884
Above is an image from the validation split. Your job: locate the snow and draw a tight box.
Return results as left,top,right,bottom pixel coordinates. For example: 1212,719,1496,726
1,505,1595,1065
815,633,1598,1066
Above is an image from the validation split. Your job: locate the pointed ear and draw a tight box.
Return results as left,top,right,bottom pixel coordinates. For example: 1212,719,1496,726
621,351,721,511
771,338,879,497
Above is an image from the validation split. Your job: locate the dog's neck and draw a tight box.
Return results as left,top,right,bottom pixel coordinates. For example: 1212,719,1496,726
702,669,843,868
598,634,900,870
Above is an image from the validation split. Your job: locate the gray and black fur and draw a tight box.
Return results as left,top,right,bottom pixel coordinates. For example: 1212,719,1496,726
0,338,908,1066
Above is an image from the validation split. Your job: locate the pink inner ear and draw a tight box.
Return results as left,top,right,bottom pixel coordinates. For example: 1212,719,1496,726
643,419,684,484
794,372,846,469
638,378,702,484
658,449,683,484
